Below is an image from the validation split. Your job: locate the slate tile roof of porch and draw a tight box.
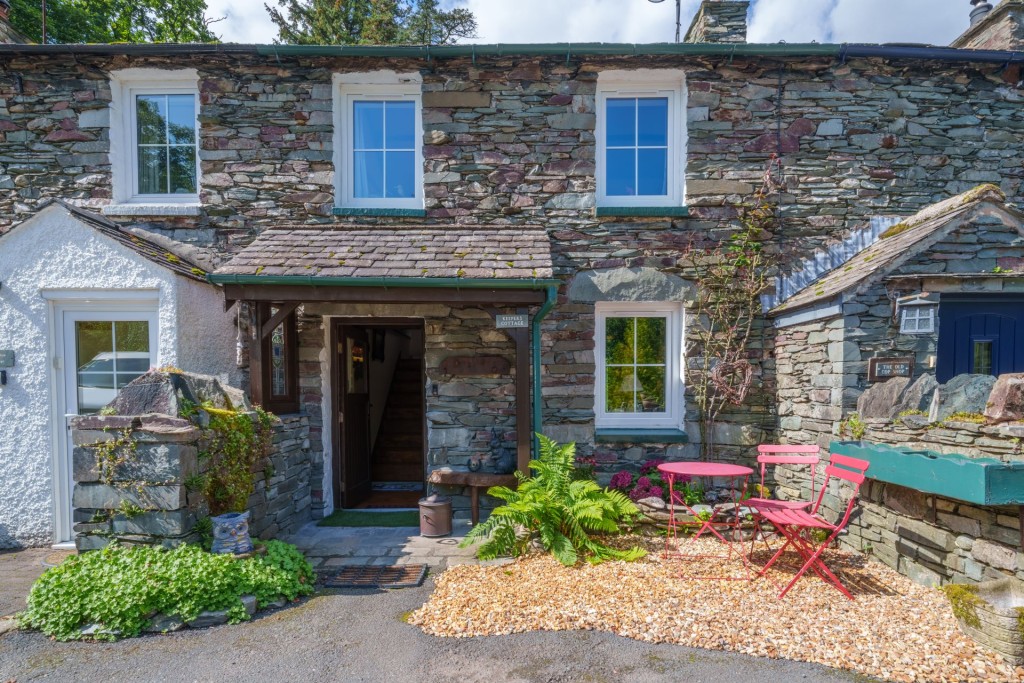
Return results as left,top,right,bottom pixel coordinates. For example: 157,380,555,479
214,227,554,280
768,184,1017,316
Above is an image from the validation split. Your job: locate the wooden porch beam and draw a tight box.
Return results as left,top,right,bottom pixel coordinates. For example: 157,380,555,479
260,302,299,340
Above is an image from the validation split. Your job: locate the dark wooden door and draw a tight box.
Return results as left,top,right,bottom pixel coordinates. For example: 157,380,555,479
340,326,372,506
937,298,1024,382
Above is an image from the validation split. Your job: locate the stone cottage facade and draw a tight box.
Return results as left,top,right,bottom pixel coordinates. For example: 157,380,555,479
0,0,1023,589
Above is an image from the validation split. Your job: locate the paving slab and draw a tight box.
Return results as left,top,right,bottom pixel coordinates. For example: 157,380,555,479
0,549,65,618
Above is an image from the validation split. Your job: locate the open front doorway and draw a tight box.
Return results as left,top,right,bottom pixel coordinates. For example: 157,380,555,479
332,319,426,510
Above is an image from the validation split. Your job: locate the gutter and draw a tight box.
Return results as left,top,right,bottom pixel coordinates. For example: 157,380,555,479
531,285,558,458
0,42,1021,65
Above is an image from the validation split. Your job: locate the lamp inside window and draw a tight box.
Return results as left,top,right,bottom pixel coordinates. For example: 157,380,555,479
897,293,938,334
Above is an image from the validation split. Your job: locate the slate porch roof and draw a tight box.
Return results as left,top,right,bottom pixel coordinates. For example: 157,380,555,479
768,185,1021,316
7,201,210,283
213,226,554,280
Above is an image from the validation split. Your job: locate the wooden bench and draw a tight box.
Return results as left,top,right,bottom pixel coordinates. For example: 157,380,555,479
427,470,517,525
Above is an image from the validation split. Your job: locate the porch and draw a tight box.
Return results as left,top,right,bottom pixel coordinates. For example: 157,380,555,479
209,226,557,517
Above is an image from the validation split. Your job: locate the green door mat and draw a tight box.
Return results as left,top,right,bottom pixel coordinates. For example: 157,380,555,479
318,509,420,527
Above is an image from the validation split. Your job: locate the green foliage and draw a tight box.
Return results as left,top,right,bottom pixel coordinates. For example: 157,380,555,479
460,435,646,566
266,0,476,46
93,428,138,485
940,584,982,629
897,409,928,418
17,541,314,641
195,404,275,516
10,0,220,44
945,411,987,424
838,412,867,440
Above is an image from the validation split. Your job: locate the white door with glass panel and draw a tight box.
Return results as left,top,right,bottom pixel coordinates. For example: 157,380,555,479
55,308,158,543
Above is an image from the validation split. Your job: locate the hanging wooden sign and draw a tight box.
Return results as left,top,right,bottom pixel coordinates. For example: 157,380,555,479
440,356,511,376
868,356,915,382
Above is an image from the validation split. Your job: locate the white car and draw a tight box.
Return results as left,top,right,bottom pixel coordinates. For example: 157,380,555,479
76,352,151,413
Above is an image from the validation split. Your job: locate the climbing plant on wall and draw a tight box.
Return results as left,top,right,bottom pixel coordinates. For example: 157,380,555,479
680,157,781,461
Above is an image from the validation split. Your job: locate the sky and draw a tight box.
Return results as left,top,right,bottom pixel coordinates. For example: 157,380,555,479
207,1,992,46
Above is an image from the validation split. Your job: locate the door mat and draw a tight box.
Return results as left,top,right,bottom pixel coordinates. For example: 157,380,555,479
320,564,428,589
318,509,420,527
372,482,423,492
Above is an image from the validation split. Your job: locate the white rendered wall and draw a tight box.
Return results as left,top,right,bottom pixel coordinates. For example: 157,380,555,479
176,276,243,389
0,204,233,547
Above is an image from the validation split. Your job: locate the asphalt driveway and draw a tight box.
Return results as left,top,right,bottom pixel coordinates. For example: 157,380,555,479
0,579,873,683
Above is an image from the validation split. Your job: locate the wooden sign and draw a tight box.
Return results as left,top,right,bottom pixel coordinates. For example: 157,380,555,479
440,355,511,376
868,356,915,382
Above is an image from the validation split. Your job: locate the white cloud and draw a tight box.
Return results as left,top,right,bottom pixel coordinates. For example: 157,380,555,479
206,0,280,44
202,0,986,47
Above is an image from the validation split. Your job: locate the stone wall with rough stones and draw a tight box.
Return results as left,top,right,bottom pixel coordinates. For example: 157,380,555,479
772,418,1024,587
70,412,313,551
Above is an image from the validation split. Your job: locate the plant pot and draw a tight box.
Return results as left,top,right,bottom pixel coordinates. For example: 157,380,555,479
210,511,254,555
947,577,1024,666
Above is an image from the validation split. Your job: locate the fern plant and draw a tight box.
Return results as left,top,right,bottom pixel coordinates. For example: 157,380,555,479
460,435,646,566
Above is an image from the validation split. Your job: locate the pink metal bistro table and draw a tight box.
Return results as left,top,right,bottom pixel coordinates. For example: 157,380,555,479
657,461,755,581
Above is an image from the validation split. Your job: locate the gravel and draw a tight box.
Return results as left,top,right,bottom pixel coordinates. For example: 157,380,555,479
410,537,1024,683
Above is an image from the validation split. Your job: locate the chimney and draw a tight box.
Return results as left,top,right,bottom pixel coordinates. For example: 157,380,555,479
952,0,1024,50
971,0,994,26
684,0,750,44
0,0,10,21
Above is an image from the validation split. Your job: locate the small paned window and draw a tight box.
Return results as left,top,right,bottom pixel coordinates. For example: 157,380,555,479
260,306,299,414
595,302,684,429
973,340,994,375
900,306,935,334
135,94,198,196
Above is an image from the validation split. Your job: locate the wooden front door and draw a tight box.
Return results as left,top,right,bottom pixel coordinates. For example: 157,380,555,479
340,326,372,506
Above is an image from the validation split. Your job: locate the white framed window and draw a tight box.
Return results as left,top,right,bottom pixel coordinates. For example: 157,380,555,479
594,302,685,429
108,69,200,211
333,72,423,210
596,70,686,208
901,306,936,334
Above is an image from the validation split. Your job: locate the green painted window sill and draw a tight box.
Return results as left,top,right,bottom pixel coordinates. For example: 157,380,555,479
595,206,689,218
332,207,428,217
595,428,689,444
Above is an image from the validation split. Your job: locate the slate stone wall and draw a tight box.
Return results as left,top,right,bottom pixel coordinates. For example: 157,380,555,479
772,419,1024,587
70,412,312,551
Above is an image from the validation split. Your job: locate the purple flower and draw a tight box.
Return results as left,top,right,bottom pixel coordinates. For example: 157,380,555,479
640,459,666,475
609,471,634,491
635,476,651,489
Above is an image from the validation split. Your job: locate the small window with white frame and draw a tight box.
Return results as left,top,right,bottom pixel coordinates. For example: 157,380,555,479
594,302,685,430
108,69,200,210
596,70,686,208
334,73,423,210
900,306,935,334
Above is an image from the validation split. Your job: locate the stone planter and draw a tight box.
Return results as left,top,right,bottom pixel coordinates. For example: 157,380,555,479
210,511,254,554
947,577,1024,665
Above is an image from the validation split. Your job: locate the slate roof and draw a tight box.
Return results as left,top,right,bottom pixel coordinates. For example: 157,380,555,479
11,202,209,282
769,185,1017,316
213,227,554,280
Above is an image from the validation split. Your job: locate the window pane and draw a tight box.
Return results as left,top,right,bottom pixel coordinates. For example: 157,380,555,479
166,94,196,145
384,151,415,198
354,151,384,198
635,317,666,364
974,341,993,375
271,323,287,397
136,95,167,145
117,358,152,373
636,366,666,412
169,146,197,194
354,101,384,149
606,98,635,147
606,148,636,196
637,148,668,196
385,101,415,149
606,366,636,413
605,317,634,364
138,147,168,194
76,322,113,369
637,97,668,146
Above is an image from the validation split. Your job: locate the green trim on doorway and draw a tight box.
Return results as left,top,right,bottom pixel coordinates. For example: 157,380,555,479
318,509,420,527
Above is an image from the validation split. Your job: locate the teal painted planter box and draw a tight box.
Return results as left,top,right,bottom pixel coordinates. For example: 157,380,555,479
830,440,1024,506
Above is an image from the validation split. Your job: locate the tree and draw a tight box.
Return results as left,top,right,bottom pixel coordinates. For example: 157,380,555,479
9,0,220,44
265,0,477,45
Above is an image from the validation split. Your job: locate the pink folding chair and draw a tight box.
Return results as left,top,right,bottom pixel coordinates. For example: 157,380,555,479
746,445,820,555
754,453,870,600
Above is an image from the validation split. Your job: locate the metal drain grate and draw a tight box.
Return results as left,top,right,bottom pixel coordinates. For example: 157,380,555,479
320,564,428,589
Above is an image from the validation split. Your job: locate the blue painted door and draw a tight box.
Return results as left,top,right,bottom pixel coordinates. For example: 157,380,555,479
937,298,1024,382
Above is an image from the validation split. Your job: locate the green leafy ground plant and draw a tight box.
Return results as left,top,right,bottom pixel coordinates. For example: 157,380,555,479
460,435,646,566
18,541,314,641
